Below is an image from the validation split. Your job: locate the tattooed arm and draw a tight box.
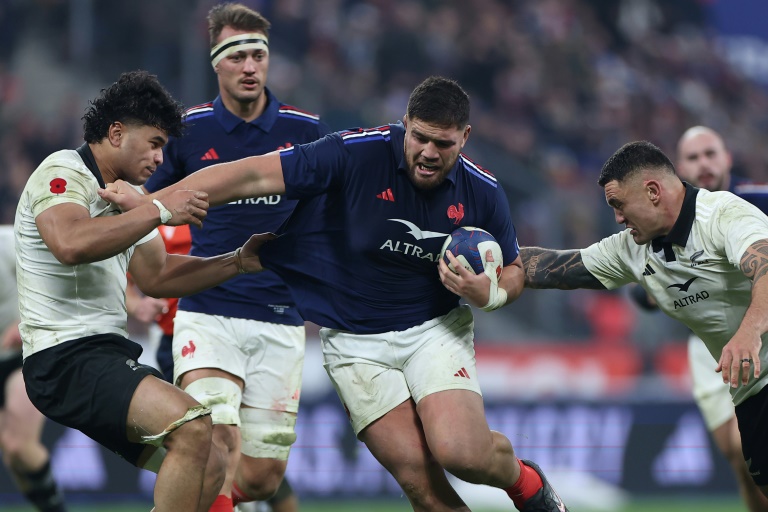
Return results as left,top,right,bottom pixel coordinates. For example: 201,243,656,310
520,247,606,290
718,239,768,387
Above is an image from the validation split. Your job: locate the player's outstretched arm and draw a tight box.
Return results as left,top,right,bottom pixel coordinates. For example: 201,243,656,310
128,233,269,299
718,239,768,387
36,201,175,266
520,247,606,290
98,183,209,227
159,152,286,208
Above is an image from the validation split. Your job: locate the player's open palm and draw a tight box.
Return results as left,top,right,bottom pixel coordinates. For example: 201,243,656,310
717,329,761,388
439,249,493,307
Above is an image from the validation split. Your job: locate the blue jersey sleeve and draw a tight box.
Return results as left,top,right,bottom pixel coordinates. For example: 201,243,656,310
145,137,187,192
484,185,519,265
279,132,348,199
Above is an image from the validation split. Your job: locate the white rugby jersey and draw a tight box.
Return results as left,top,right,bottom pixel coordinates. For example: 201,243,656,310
14,148,157,358
0,225,18,333
582,184,768,406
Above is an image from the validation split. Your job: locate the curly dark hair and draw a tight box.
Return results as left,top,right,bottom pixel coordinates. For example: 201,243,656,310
82,70,184,143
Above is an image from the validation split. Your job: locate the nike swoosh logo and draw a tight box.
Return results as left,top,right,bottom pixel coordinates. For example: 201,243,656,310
667,276,699,292
388,219,448,240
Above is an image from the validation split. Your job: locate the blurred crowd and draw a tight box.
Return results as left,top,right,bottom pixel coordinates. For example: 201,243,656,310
1,0,765,342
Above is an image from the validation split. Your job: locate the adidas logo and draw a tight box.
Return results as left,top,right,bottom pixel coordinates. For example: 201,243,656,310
642,264,655,276
201,148,219,161
454,367,470,379
376,188,395,201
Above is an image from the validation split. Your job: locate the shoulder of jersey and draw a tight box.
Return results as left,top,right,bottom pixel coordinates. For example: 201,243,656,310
339,125,392,145
459,153,497,188
183,102,214,122
278,104,321,124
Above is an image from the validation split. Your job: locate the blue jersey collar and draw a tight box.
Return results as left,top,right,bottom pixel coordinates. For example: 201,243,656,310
392,121,459,187
213,88,280,134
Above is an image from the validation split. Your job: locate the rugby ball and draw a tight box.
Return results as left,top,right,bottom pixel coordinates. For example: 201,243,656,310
441,227,503,283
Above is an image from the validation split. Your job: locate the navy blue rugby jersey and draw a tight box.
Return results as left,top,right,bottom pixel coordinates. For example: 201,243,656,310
259,122,520,334
145,90,331,324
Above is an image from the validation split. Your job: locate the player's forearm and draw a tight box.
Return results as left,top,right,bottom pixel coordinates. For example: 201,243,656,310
500,261,524,305
738,239,768,337
38,203,163,265
153,153,286,207
520,247,606,290
139,253,241,298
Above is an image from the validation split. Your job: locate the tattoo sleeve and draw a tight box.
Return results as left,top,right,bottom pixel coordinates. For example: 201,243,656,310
520,247,607,290
740,239,768,284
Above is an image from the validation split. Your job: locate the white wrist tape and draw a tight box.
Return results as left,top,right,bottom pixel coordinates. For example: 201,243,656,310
481,281,508,312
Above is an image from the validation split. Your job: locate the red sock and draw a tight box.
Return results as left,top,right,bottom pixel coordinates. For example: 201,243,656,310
505,459,543,510
231,481,252,506
208,494,233,512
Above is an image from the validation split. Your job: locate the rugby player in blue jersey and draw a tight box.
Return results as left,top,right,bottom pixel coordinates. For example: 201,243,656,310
107,76,570,512
143,4,330,512
630,126,768,511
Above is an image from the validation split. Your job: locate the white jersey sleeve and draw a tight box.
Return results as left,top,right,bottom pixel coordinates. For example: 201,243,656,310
708,192,768,268
580,230,641,290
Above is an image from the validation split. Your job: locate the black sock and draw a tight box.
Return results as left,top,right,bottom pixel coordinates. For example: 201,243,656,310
19,460,67,512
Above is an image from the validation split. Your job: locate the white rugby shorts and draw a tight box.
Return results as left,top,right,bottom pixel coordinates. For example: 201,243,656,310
172,311,305,413
321,305,481,435
688,334,734,431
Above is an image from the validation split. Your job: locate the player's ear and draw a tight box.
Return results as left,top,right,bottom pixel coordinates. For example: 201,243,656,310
108,122,124,148
646,180,661,203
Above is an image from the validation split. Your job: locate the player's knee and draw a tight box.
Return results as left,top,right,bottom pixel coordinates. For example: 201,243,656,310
184,377,243,426
165,411,213,459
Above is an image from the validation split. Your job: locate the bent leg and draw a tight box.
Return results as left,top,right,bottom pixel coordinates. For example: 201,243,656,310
417,389,518,487
128,375,223,512
179,368,243,508
360,399,467,512
233,406,296,503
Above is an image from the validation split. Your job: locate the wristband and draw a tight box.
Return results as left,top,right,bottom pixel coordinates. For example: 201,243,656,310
480,281,508,312
152,199,172,225
234,247,247,274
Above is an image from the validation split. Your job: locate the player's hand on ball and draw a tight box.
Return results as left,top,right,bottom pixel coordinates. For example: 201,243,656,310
238,233,277,273
439,249,494,307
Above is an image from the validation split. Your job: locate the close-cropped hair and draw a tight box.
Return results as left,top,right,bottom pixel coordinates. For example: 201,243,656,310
598,140,676,186
208,2,271,47
82,70,184,143
406,76,470,129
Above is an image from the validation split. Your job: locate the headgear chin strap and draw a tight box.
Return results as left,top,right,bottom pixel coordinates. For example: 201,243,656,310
210,33,269,68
